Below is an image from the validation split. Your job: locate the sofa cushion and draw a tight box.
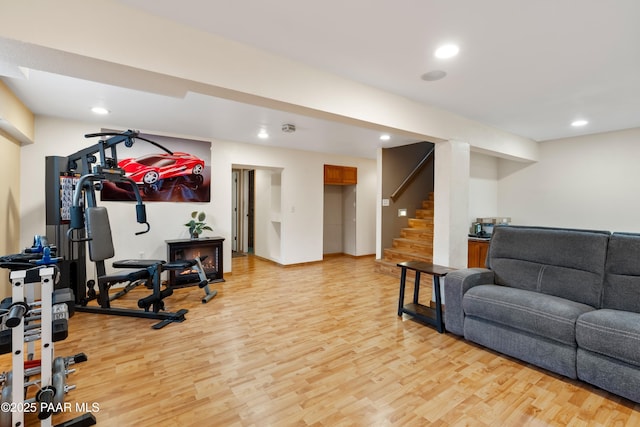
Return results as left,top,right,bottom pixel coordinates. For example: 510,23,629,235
603,232,640,313
576,309,640,367
577,349,640,403
465,317,578,379
463,284,595,346
487,226,609,307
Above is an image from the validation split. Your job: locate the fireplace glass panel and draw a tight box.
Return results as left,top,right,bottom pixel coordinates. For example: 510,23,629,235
166,237,224,287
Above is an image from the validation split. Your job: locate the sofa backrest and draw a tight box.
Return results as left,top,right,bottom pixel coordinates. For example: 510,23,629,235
487,226,610,307
603,232,640,313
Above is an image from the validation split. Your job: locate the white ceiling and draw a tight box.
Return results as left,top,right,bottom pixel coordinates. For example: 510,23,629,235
2,0,640,159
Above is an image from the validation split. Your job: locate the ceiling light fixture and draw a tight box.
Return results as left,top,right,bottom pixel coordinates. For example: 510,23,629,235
434,44,459,59
571,119,589,127
282,123,296,133
421,70,447,81
91,106,110,115
380,134,391,141
257,129,269,139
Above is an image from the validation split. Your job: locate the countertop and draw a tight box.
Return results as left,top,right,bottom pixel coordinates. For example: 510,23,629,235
468,234,491,242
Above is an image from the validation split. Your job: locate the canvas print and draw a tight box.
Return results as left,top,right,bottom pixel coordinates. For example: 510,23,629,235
100,131,211,202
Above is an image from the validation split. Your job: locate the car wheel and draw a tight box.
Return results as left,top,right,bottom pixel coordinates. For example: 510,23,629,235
192,163,204,175
143,170,159,184
144,183,159,194
188,174,204,189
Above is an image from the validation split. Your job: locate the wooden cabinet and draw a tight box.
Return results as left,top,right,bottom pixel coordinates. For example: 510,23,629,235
468,239,490,268
341,166,357,184
324,164,357,185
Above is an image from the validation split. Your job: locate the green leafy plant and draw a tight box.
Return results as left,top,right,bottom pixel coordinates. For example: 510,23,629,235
184,211,212,238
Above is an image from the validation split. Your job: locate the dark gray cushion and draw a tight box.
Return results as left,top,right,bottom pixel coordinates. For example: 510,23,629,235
443,268,496,336
576,309,640,367
487,226,609,307
464,316,578,379
463,284,595,346
577,349,640,403
86,206,115,262
603,232,640,313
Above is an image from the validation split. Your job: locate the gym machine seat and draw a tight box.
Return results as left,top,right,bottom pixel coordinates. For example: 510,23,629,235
82,206,187,329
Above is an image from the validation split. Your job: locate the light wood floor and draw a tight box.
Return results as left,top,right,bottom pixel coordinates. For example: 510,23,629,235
4,255,639,426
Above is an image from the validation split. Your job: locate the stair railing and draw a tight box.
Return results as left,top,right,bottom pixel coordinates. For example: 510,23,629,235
390,146,435,202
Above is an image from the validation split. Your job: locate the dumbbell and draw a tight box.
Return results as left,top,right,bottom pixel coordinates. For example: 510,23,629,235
5,301,30,328
53,288,75,317
86,279,97,301
2,289,73,329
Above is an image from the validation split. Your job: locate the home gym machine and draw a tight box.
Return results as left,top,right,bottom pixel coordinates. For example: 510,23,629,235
45,130,196,329
0,238,96,427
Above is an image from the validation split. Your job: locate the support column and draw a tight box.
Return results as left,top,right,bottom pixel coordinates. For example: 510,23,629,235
433,140,470,269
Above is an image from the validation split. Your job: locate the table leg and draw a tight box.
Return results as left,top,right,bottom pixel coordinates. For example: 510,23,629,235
398,267,407,316
433,275,444,333
413,272,421,304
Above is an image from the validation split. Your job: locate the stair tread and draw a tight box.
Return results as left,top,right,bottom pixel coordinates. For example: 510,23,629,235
385,247,432,256
378,193,434,278
393,237,433,245
402,227,434,234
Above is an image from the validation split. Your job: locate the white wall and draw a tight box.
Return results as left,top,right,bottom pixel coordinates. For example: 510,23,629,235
356,166,377,256
253,168,283,262
498,127,640,232
433,140,470,269
20,117,377,280
469,152,499,227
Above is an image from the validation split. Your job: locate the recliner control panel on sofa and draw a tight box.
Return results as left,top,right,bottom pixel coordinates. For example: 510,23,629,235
444,225,640,404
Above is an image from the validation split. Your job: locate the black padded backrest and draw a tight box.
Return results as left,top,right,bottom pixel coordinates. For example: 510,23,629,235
487,225,610,307
86,206,115,262
603,232,640,313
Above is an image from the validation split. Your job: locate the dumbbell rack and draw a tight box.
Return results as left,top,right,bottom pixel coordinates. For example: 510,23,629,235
2,266,96,427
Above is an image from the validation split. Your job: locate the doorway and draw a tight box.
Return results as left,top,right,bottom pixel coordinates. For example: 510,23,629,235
232,169,255,255
323,184,357,255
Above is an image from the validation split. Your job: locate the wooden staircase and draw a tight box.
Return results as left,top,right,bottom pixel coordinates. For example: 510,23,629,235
375,193,434,278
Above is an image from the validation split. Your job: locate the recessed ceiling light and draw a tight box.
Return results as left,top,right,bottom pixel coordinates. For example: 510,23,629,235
434,44,459,59
571,120,589,127
257,129,269,139
91,106,110,115
380,134,391,141
421,70,447,81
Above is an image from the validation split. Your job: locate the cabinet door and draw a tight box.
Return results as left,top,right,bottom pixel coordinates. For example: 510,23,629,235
468,240,489,268
478,241,489,267
324,164,343,185
468,241,480,268
342,166,357,184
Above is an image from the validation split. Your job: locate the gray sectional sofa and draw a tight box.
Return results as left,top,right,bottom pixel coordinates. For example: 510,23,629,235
444,225,640,403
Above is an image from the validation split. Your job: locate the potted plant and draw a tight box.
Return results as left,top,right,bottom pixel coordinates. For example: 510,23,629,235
185,211,212,239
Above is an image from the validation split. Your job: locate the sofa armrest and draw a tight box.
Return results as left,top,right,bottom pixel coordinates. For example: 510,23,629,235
444,268,495,335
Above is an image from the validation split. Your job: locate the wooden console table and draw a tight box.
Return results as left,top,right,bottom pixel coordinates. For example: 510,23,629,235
397,261,456,333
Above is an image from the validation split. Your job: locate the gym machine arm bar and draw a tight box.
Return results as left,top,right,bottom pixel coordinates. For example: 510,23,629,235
67,129,174,173
66,173,150,243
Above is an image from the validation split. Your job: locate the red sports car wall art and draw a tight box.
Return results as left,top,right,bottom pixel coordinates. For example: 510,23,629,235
118,152,205,193
96,130,211,202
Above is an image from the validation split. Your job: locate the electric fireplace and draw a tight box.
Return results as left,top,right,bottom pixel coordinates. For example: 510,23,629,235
165,237,224,287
